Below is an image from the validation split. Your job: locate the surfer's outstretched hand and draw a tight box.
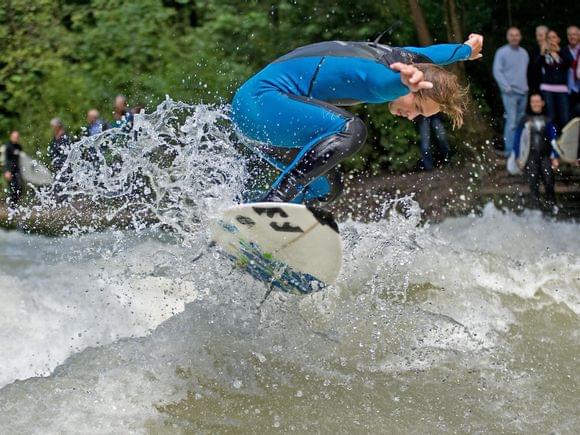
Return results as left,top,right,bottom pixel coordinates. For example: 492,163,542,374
464,33,484,60
390,62,433,93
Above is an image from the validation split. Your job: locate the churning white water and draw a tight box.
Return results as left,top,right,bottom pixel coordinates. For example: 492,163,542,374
0,100,578,433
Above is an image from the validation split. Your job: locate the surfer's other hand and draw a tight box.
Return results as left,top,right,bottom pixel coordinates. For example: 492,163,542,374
390,62,433,92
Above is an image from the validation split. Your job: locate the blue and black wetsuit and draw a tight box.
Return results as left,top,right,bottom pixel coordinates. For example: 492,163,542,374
232,40,472,203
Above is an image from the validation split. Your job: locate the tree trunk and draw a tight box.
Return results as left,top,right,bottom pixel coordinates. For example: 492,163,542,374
442,0,494,150
407,0,432,46
444,0,463,43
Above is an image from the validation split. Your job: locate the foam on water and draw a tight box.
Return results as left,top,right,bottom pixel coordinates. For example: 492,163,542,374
0,100,578,433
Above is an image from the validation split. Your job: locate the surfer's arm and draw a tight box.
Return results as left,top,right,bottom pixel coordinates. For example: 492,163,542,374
405,34,482,65
372,69,414,102
372,63,434,102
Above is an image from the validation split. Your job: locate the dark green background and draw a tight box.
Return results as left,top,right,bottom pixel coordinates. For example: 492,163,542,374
1,0,578,173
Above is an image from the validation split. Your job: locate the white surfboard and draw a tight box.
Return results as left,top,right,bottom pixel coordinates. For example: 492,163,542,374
19,152,53,185
211,203,342,294
556,117,579,163
0,146,53,185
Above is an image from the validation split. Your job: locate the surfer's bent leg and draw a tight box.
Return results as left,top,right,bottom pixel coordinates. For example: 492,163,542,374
294,167,344,205
232,86,366,204
261,95,367,203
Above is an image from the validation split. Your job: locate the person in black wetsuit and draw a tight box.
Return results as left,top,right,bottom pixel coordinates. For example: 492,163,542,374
514,93,560,208
4,130,23,206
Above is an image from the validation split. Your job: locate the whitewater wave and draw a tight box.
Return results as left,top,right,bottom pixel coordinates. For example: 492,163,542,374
0,101,578,433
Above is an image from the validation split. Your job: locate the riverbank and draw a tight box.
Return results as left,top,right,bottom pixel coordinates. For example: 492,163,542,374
332,156,580,222
1,155,579,235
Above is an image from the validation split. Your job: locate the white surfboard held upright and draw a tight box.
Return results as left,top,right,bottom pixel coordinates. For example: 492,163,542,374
211,203,342,294
0,146,53,186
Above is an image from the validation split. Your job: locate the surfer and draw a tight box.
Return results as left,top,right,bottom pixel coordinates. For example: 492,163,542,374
232,33,483,204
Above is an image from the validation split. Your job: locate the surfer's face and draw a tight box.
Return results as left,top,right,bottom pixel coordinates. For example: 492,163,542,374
389,93,440,120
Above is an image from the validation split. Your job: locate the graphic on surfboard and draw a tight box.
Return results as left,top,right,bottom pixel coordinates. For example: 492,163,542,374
211,202,342,294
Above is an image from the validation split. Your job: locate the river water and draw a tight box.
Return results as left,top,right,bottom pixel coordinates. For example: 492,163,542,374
0,101,578,433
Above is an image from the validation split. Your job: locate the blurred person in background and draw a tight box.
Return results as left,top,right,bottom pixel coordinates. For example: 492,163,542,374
514,93,559,209
566,25,579,117
111,95,134,131
493,27,529,157
416,114,450,171
84,109,108,137
48,118,70,174
48,118,72,202
4,130,23,206
538,30,573,130
528,25,549,94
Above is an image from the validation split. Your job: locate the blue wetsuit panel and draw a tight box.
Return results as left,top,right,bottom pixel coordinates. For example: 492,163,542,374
311,57,408,103
403,44,472,66
232,82,347,149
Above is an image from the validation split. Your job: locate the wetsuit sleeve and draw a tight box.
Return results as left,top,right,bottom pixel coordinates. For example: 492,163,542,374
405,44,472,66
373,69,413,101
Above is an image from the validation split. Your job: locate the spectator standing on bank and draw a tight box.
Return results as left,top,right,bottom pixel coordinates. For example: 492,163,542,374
48,118,72,202
493,27,529,157
566,25,580,116
416,114,450,171
538,30,573,130
111,95,134,131
48,118,71,174
4,130,23,206
85,109,108,137
528,25,549,94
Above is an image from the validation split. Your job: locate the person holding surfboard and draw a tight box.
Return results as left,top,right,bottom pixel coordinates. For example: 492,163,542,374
232,33,483,205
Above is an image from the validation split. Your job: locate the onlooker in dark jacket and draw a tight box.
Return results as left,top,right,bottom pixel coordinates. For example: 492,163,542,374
514,94,560,208
48,118,72,202
538,30,574,130
528,25,549,94
493,27,530,156
4,130,23,206
416,114,450,171
48,118,71,174
111,95,134,131
566,25,580,118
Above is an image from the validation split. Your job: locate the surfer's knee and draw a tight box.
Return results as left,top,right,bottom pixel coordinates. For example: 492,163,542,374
342,116,367,157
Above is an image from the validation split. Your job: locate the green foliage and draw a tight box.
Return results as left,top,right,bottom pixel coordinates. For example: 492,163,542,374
2,0,575,174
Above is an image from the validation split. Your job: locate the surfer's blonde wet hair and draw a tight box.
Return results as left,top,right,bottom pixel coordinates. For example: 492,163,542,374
414,63,469,129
